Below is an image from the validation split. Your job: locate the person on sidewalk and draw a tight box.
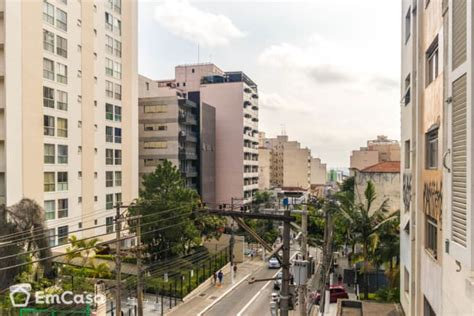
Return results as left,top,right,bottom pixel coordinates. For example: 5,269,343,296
233,264,237,276
217,270,224,286
213,272,217,285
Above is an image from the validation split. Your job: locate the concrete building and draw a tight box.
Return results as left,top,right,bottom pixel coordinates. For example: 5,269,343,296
138,75,215,203
400,1,474,315
174,64,259,204
310,157,327,185
264,135,311,190
0,1,138,245
350,135,400,172
353,161,400,214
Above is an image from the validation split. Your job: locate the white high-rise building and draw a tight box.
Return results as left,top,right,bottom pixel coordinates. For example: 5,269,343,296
0,0,138,245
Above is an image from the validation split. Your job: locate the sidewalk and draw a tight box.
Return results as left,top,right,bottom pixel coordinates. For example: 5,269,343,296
166,257,265,315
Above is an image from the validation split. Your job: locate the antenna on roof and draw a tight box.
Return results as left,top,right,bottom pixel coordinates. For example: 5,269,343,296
281,124,286,136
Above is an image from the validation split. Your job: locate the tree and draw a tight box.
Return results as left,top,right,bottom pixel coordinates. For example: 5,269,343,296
132,160,225,260
337,181,398,299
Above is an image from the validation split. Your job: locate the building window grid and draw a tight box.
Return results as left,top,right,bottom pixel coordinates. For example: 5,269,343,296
106,194,114,209
425,129,438,170
44,144,55,164
56,35,68,58
58,198,68,218
106,171,114,187
114,128,122,143
57,225,69,245
114,149,122,165
425,215,438,259
115,171,122,186
43,1,55,25
106,216,114,233
44,200,55,220
44,115,55,136
44,172,55,192
57,172,68,191
43,87,55,108
43,58,55,80
58,145,68,164
43,29,55,53
57,118,68,138
106,149,114,165
57,90,68,110
106,126,114,143
56,62,68,84
56,8,67,32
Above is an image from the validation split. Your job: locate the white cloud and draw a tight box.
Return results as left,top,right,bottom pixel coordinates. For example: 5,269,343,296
154,0,244,47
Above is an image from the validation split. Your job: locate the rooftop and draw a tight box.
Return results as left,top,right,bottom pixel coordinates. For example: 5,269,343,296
360,161,400,173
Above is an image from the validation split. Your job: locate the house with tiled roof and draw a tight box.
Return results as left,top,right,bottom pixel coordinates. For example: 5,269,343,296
353,161,400,214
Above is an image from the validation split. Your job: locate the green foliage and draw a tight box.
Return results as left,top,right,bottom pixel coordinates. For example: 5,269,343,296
375,287,400,302
253,191,272,204
133,160,225,260
237,218,279,244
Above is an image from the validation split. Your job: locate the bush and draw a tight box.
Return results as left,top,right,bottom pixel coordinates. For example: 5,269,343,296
375,287,400,303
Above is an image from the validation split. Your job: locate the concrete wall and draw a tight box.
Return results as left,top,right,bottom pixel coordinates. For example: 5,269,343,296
354,171,400,214
310,157,327,185
258,147,271,190
350,150,379,171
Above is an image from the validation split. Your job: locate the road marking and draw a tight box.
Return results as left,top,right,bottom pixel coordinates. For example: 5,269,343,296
236,252,298,316
197,273,251,316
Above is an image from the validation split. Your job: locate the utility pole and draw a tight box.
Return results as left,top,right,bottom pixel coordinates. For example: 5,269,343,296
299,203,308,316
230,198,235,283
115,203,122,316
136,209,144,316
280,208,291,316
319,204,334,316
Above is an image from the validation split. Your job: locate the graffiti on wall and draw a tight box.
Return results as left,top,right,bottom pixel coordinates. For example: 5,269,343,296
423,180,442,217
403,173,412,212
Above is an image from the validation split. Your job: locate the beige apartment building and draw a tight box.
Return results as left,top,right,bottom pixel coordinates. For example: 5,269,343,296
310,157,327,185
400,1,474,315
174,64,259,204
350,135,400,172
0,1,138,246
263,135,311,190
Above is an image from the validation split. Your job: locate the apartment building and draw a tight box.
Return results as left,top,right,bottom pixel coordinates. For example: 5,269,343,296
0,1,138,246
264,135,311,190
400,1,474,315
310,157,327,186
138,75,216,203
174,64,259,204
258,132,271,191
350,135,400,172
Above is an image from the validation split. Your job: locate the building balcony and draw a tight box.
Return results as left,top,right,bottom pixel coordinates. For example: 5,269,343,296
178,99,197,109
179,112,197,125
244,87,252,93
179,149,198,160
251,105,259,111
243,100,252,108
244,172,258,179
181,167,198,178
252,93,259,99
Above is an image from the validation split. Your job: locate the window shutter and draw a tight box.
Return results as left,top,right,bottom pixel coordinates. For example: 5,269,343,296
451,74,467,246
452,0,467,70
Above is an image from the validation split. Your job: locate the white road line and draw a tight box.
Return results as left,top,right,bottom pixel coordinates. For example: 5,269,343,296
197,273,251,316
236,252,298,316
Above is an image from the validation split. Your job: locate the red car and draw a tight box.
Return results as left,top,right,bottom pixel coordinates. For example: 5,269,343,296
312,285,349,305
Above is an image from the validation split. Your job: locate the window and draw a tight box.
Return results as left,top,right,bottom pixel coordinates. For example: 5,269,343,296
43,87,55,108
44,172,55,192
426,128,438,169
114,149,122,165
404,267,409,294
43,29,54,53
106,126,114,142
144,105,167,113
405,7,411,43
58,225,69,245
114,40,122,57
105,58,114,76
106,216,114,233
114,128,122,143
113,61,121,79
105,12,113,31
144,159,162,166
57,118,68,137
43,58,55,80
113,0,121,14
424,297,436,316
44,115,55,136
44,144,55,164
58,198,68,218
114,18,121,36
106,194,114,209
114,106,122,122
426,38,439,85
43,1,55,25
58,145,68,164
106,149,114,165
56,8,67,31
144,141,167,149
106,103,114,120
56,62,67,84
57,172,68,191
44,200,55,220
404,74,411,106
404,140,410,169
115,193,122,205
144,124,167,131
106,81,114,98
106,171,114,187
46,229,56,247
425,215,438,258
115,171,122,186
106,35,114,54
57,90,68,110
115,83,122,100
56,35,67,58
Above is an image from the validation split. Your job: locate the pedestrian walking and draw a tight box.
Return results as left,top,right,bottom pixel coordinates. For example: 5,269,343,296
213,272,217,285
233,264,238,276
250,249,254,260
338,274,343,284
217,270,224,286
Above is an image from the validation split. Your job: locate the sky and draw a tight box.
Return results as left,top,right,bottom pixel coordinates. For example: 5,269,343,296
138,0,401,168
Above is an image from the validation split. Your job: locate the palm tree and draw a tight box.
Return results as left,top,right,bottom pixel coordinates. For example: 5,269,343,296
337,181,398,299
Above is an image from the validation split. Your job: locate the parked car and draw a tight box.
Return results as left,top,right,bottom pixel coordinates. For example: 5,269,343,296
273,271,283,290
268,257,281,269
312,285,349,305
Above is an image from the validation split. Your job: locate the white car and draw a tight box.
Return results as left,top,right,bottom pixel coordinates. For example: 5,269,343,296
268,257,281,269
